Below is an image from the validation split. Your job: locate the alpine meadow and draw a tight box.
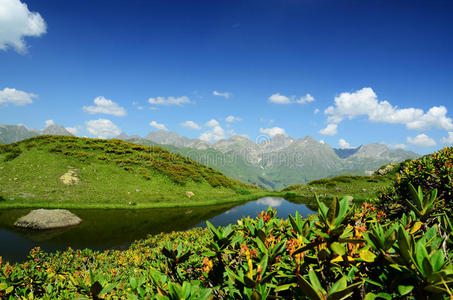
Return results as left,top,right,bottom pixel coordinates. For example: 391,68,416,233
0,0,452,299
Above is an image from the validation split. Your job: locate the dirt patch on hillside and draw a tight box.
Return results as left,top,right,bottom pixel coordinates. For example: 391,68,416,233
59,169,80,185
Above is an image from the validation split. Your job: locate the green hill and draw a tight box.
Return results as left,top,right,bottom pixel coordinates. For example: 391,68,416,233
281,164,399,202
0,135,264,208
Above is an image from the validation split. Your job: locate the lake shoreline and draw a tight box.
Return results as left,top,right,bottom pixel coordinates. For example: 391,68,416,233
0,191,283,209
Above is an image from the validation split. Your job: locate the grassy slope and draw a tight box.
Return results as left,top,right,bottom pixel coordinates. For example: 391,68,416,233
281,173,395,202
0,136,268,208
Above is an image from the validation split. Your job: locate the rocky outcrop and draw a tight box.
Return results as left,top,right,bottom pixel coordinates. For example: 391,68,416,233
14,209,82,230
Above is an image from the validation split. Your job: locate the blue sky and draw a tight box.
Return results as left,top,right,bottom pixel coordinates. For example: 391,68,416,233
0,0,452,153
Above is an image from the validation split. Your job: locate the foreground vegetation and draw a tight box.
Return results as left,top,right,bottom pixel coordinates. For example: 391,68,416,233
0,136,263,208
0,147,451,299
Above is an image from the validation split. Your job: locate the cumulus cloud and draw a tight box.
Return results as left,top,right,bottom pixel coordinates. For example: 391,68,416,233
319,124,338,136
0,0,47,53
44,119,55,127
0,87,36,106
259,127,286,137
296,94,315,104
407,134,436,147
181,120,201,130
338,138,352,149
314,108,320,114
83,96,127,116
200,125,225,142
213,91,231,99
86,119,121,139
148,96,191,106
268,93,290,104
325,87,453,131
149,121,167,131
441,132,453,145
225,115,242,123
205,119,220,128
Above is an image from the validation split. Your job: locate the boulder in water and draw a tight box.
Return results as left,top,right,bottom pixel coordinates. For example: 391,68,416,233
14,209,82,230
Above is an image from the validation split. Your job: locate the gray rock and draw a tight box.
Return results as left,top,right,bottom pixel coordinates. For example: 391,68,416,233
14,209,82,230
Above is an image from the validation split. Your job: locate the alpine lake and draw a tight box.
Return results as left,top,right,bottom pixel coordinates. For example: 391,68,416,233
0,197,315,264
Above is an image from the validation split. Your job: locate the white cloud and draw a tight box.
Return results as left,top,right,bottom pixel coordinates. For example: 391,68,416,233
200,125,225,142
314,108,320,114
83,96,127,117
181,120,201,130
0,87,36,106
213,91,231,99
268,93,291,104
319,140,325,144
338,138,352,149
0,0,47,53
296,93,315,104
325,87,453,131
205,119,219,127
407,134,436,147
319,124,338,136
259,127,286,137
441,132,453,145
149,121,167,131
148,96,191,106
406,106,453,131
44,119,55,127
225,115,242,123
65,127,78,135
85,119,121,139
269,93,315,104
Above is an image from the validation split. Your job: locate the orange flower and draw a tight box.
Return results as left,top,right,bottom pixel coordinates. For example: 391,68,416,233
202,257,213,273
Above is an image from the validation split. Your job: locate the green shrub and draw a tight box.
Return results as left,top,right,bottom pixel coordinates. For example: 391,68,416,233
379,147,453,217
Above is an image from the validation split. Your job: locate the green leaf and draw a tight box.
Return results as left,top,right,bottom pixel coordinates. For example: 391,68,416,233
330,242,346,256
129,277,137,290
315,193,328,224
359,249,377,262
328,277,347,294
415,240,429,274
430,250,445,272
0,282,7,291
327,281,362,300
274,283,298,292
297,275,323,300
289,214,302,234
397,285,414,296
334,198,350,228
326,197,340,228
205,221,219,238
5,286,13,294
308,269,324,294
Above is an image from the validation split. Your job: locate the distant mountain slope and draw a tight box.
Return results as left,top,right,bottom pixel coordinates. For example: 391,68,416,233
0,124,73,144
0,136,260,208
123,131,419,190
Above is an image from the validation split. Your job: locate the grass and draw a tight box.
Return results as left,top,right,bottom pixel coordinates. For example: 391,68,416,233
281,173,395,202
0,135,266,208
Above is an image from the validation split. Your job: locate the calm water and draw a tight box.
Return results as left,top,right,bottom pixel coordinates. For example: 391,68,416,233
0,197,314,264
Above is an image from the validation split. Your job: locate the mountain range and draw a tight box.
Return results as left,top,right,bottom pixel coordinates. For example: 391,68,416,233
118,130,418,190
0,124,73,144
0,124,418,189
